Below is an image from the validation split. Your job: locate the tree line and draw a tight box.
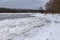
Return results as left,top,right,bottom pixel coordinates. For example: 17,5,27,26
0,7,45,13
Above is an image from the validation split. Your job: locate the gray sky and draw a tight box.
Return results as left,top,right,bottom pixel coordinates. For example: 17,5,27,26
0,0,49,9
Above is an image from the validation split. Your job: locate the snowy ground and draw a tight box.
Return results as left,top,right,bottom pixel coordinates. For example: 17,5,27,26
0,13,60,40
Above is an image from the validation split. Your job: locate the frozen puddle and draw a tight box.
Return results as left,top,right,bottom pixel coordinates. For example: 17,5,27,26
0,16,51,40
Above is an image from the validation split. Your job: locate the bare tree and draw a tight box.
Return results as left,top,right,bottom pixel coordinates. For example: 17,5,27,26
38,7,44,13
45,0,60,13
38,7,43,10
45,0,52,12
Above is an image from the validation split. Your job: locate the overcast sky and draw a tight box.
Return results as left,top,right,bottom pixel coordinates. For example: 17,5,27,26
0,0,49,9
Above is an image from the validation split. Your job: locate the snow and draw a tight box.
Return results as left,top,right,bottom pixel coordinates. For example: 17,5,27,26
0,13,60,40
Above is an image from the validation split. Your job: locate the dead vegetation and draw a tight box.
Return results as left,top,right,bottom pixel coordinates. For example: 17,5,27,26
45,0,60,13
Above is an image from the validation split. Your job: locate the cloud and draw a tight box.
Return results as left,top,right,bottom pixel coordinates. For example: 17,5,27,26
0,0,49,9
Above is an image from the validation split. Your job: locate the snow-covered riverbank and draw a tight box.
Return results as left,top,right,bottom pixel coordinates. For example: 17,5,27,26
0,13,60,40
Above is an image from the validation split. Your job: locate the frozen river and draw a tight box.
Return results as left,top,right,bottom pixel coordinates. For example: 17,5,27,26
0,13,35,20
